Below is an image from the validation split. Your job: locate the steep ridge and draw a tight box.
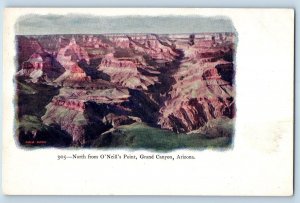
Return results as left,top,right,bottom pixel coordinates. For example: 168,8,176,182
54,37,91,83
40,35,182,144
158,34,236,133
41,80,158,145
41,81,129,145
98,53,160,90
16,33,236,147
16,36,65,82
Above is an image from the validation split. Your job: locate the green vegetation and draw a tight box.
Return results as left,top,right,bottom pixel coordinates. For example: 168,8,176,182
16,81,37,94
16,79,59,118
92,121,233,151
195,117,234,138
15,79,73,147
17,115,44,132
16,115,72,147
43,105,87,126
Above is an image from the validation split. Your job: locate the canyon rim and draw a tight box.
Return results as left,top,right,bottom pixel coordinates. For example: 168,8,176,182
14,15,236,150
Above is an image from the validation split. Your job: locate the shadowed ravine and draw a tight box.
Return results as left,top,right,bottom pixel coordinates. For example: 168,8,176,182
15,33,236,149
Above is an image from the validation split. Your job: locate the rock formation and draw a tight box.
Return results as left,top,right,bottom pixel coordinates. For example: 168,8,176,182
16,51,65,83
158,35,236,132
98,53,160,90
54,37,91,83
16,33,236,147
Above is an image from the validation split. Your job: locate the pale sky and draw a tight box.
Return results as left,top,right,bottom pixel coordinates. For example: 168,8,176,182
15,14,236,35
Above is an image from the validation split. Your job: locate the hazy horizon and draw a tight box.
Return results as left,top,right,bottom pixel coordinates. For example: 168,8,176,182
15,14,236,35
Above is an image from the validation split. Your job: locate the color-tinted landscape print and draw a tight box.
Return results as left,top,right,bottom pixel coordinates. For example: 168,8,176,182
15,15,236,150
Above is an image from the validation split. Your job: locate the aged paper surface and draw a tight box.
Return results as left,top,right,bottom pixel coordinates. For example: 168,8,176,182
2,8,294,195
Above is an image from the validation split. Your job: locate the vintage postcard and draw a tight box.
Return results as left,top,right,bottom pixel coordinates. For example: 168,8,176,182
2,8,294,195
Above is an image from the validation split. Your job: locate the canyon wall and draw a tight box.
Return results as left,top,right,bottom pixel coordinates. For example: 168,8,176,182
16,33,236,146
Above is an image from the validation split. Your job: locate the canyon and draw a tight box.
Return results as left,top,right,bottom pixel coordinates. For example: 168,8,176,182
16,33,236,149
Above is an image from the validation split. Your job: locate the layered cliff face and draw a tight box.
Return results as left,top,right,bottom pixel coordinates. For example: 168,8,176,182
16,33,236,148
55,37,91,83
109,35,178,62
16,53,66,83
98,53,160,90
41,81,158,145
128,35,179,62
17,36,44,67
56,37,90,68
158,34,235,133
16,37,66,83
